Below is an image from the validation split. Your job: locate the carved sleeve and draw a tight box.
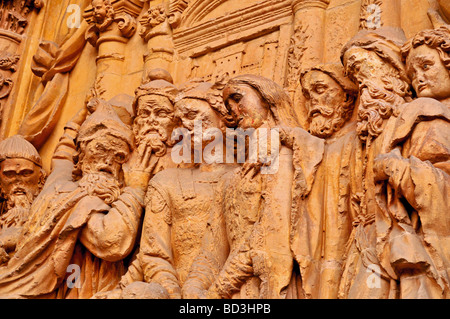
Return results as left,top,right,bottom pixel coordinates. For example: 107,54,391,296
139,183,181,299
79,187,145,262
388,120,450,215
46,121,81,185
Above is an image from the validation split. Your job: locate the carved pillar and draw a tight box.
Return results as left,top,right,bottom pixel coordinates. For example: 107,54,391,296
286,0,329,93
139,0,187,82
360,0,401,30
0,0,44,139
84,0,143,100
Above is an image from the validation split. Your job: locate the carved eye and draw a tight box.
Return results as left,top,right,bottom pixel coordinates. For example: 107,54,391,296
315,85,327,94
231,93,243,103
20,169,34,177
2,171,15,178
186,111,197,120
115,152,126,163
157,110,169,118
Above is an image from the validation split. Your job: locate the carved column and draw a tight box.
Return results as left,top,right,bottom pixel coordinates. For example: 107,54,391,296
286,0,330,93
0,0,44,139
84,0,143,100
139,0,187,82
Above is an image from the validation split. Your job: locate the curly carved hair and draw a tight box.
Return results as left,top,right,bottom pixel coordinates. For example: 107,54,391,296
401,26,450,70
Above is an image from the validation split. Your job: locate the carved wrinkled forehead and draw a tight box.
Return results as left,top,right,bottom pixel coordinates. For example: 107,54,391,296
341,27,409,83
300,63,358,96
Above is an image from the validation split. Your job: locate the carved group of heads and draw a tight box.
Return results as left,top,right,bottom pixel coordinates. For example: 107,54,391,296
299,25,450,141
132,70,300,154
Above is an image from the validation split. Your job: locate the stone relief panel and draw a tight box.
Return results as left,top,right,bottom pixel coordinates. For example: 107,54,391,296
0,0,448,301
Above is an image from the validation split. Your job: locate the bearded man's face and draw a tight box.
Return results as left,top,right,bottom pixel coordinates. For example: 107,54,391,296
133,94,176,156
80,134,130,181
302,70,352,138
0,158,42,210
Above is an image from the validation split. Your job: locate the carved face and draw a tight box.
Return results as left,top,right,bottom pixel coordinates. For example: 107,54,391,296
80,134,130,181
344,46,389,87
176,98,222,132
223,83,269,130
134,94,176,145
302,70,350,138
175,98,223,150
0,158,41,209
92,0,107,23
406,44,450,100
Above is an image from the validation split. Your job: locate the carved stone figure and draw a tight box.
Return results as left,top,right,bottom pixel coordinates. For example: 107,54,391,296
138,79,235,299
300,63,357,139
290,63,358,298
132,68,180,175
0,100,153,299
367,26,450,298
182,74,320,299
338,27,413,299
0,135,46,264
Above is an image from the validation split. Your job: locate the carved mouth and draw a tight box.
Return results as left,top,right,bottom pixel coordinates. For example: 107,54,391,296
12,188,26,195
98,167,113,175
417,83,427,92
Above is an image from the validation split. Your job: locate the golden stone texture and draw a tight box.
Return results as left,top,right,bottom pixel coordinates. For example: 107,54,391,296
0,0,448,299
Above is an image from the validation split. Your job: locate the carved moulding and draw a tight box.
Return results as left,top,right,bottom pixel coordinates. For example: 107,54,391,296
173,0,292,58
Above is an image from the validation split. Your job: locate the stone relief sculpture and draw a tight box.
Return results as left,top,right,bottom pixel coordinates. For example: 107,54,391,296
338,26,413,299
139,79,236,299
0,100,153,298
0,135,46,265
290,63,358,299
0,0,448,301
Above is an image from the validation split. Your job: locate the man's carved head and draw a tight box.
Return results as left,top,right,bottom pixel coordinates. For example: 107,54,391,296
75,99,133,193
174,79,228,153
0,135,46,211
133,69,179,156
300,63,357,138
342,27,412,140
402,26,450,101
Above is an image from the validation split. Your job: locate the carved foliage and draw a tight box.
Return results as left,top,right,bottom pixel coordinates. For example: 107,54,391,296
139,4,170,42
286,22,309,89
360,0,383,30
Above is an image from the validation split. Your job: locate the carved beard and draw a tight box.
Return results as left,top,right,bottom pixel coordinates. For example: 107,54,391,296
78,172,122,205
308,105,347,138
3,186,36,211
357,77,407,141
133,122,170,157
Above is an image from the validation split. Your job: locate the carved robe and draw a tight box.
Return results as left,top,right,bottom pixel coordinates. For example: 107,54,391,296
139,164,234,299
339,98,450,299
185,128,324,299
0,123,144,299
290,122,357,298
374,98,450,298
